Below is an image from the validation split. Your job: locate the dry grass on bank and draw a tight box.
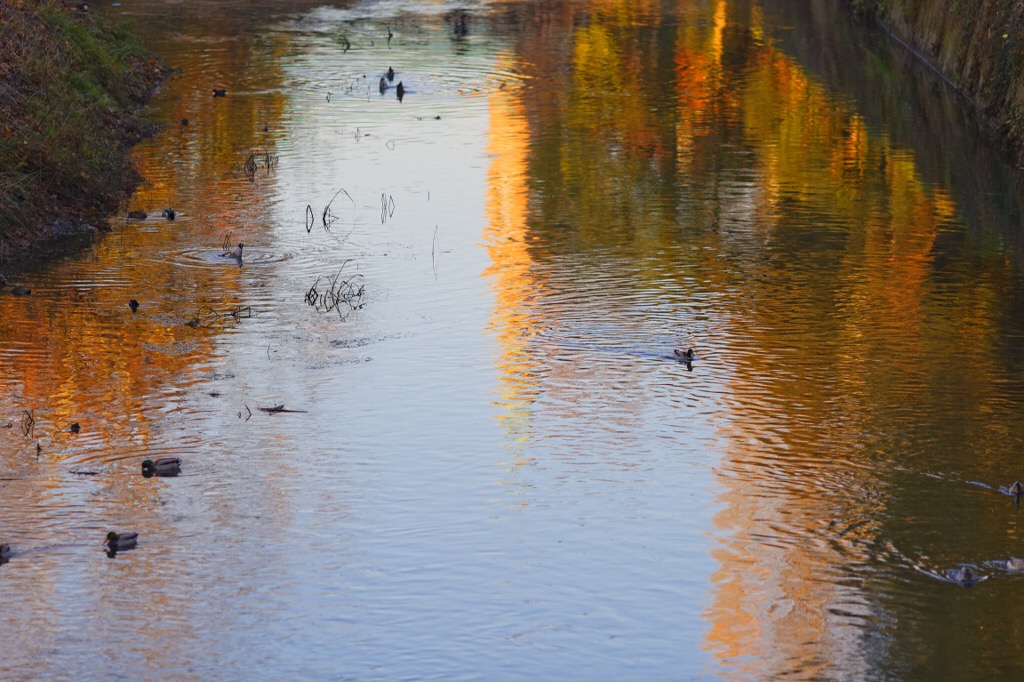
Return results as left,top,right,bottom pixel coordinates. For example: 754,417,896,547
0,0,166,264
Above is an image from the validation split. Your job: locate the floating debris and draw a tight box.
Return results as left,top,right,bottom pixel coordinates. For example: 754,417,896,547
380,193,395,223
257,404,308,414
305,261,365,315
21,410,34,436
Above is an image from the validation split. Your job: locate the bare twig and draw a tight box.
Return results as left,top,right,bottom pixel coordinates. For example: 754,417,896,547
257,404,308,414
432,225,439,279
243,152,258,182
185,306,220,328
226,306,251,319
305,260,365,316
20,409,33,437
380,193,395,223
322,187,354,230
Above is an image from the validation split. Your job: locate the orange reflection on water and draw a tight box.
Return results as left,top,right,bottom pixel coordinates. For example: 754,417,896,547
478,0,977,676
0,24,293,666
482,58,542,464
703,10,962,681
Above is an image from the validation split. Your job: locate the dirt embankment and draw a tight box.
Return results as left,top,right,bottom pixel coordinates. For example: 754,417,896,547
0,0,167,272
849,0,1024,164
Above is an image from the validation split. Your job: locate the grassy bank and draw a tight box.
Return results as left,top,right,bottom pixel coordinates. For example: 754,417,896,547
849,0,1024,164
0,0,166,267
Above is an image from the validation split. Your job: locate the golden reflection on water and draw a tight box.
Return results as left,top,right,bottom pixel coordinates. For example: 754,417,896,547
482,67,540,465
476,0,1024,677
6,0,1024,677
0,18,297,679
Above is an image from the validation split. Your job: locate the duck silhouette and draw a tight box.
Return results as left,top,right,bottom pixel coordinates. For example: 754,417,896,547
222,243,244,259
952,566,981,586
674,348,695,362
213,89,226,97
129,299,139,313
396,81,405,101
105,531,138,552
142,457,182,477
387,66,395,82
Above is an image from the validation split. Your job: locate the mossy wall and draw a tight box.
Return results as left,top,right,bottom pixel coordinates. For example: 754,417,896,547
850,0,1024,161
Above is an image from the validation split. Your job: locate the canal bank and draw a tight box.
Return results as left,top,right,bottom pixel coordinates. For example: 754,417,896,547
0,0,166,271
849,0,1024,164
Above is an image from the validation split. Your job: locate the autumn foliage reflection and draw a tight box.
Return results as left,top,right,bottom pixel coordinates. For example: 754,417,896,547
483,0,981,677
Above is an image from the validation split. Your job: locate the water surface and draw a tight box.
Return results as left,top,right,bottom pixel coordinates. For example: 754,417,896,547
4,0,1024,679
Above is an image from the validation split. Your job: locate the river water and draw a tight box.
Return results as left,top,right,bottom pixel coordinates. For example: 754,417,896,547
4,0,1024,679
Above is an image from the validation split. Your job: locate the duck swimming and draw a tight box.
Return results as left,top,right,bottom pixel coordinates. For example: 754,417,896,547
222,243,244,259
1008,480,1024,496
379,76,388,94
396,81,405,101
387,66,395,82
162,208,176,220
952,566,981,586
0,543,10,558
1005,557,1024,572
674,348,695,362
105,532,138,552
129,299,139,313
142,457,181,477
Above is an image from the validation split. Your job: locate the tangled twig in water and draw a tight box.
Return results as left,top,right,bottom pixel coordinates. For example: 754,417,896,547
305,260,365,316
